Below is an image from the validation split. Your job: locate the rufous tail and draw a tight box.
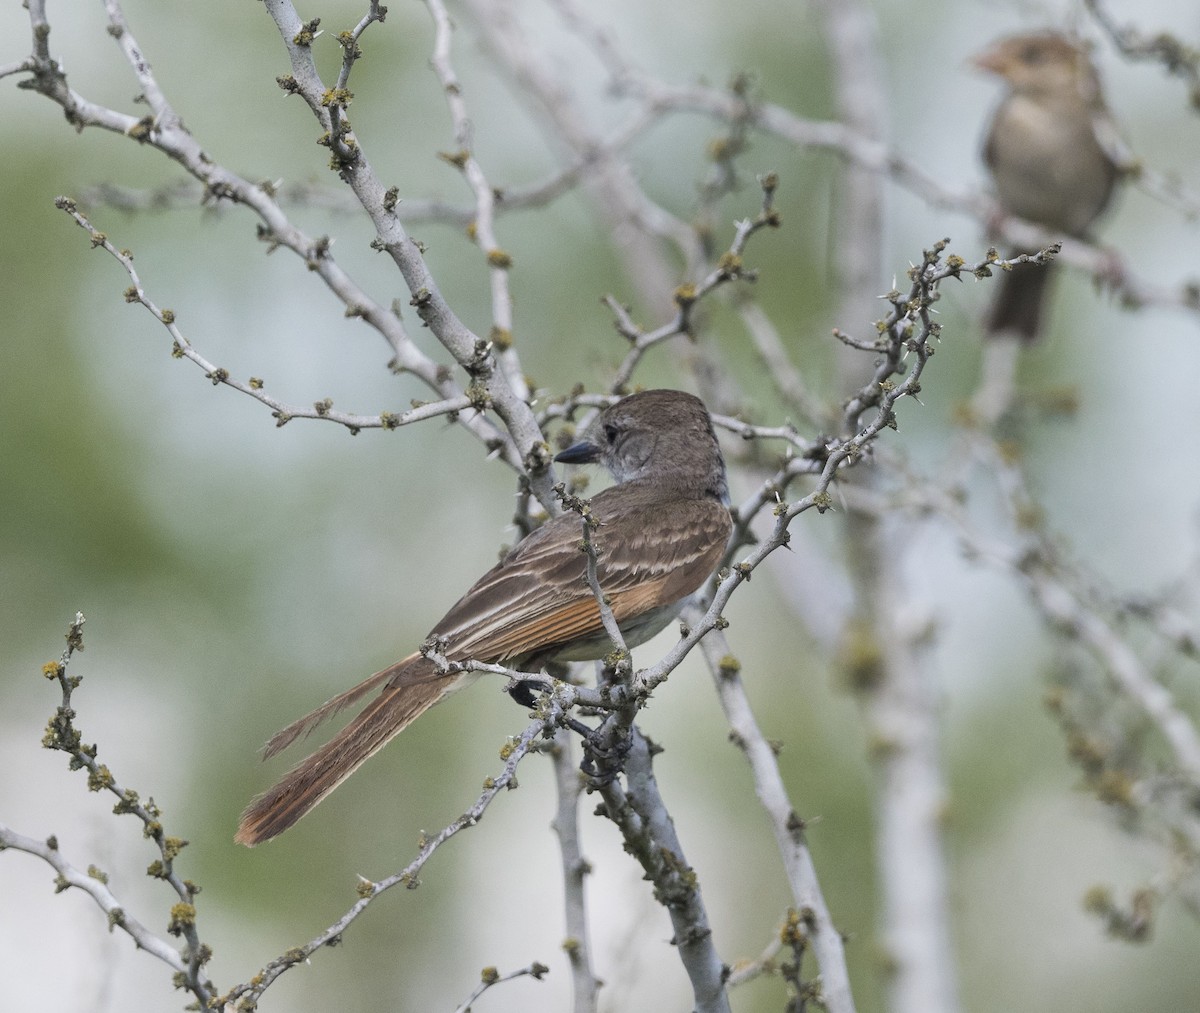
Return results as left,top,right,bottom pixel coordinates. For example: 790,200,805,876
258,653,422,760
235,656,447,846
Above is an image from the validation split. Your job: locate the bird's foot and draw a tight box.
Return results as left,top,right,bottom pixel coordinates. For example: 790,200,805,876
579,724,632,787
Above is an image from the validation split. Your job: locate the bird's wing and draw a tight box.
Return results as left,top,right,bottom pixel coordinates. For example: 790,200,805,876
429,492,732,664
256,493,731,761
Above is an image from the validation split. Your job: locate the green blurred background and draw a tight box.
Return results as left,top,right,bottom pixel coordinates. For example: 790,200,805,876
3,1,1199,1010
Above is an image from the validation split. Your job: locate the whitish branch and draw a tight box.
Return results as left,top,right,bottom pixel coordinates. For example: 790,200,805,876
689,609,855,1013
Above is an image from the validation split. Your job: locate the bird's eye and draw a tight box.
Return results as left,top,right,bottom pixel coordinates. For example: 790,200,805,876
603,422,620,444
1020,43,1044,64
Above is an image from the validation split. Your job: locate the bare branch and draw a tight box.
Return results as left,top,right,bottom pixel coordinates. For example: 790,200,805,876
1084,0,1200,111
18,0,571,495
221,705,559,1006
24,614,216,1005
554,485,631,669
423,0,529,402
929,438,1200,779
53,198,482,435
689,609,855,1013
594,733,732,1013
451,961,550,1013
608,176,781,391
549,732,601,1012
461,0,700,310
0,825,193,979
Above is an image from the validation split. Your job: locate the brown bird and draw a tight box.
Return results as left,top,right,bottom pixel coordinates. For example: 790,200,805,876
236,389,733,846
975,32,1120,341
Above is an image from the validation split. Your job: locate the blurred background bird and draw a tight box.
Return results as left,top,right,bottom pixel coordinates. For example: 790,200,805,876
971,31,1122,421
977,31,1120,340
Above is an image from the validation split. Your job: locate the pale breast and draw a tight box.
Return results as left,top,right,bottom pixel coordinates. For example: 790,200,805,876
987,94,1116,234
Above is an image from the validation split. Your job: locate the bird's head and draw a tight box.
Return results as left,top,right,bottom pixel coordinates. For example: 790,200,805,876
973,32,1100,104
555,389,728,502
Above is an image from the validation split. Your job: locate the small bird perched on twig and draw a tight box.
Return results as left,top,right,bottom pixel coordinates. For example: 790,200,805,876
236,389,733,846
975,31,1121,343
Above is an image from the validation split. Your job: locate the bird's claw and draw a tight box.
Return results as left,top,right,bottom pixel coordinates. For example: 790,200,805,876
579,725,632,787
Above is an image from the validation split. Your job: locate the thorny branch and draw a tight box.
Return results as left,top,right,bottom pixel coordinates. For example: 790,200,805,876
0,615,216,1007
593,732,732,1013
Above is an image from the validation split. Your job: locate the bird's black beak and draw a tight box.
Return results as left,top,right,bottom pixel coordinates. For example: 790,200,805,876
554,439,601,464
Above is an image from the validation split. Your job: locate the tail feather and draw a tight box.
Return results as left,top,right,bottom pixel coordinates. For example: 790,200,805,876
236,657,455,846
260,654,420,760
986,257,1055,342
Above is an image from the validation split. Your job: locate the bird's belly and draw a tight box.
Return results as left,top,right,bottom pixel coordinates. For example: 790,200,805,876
991,100,1113,233
549,601,686,662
